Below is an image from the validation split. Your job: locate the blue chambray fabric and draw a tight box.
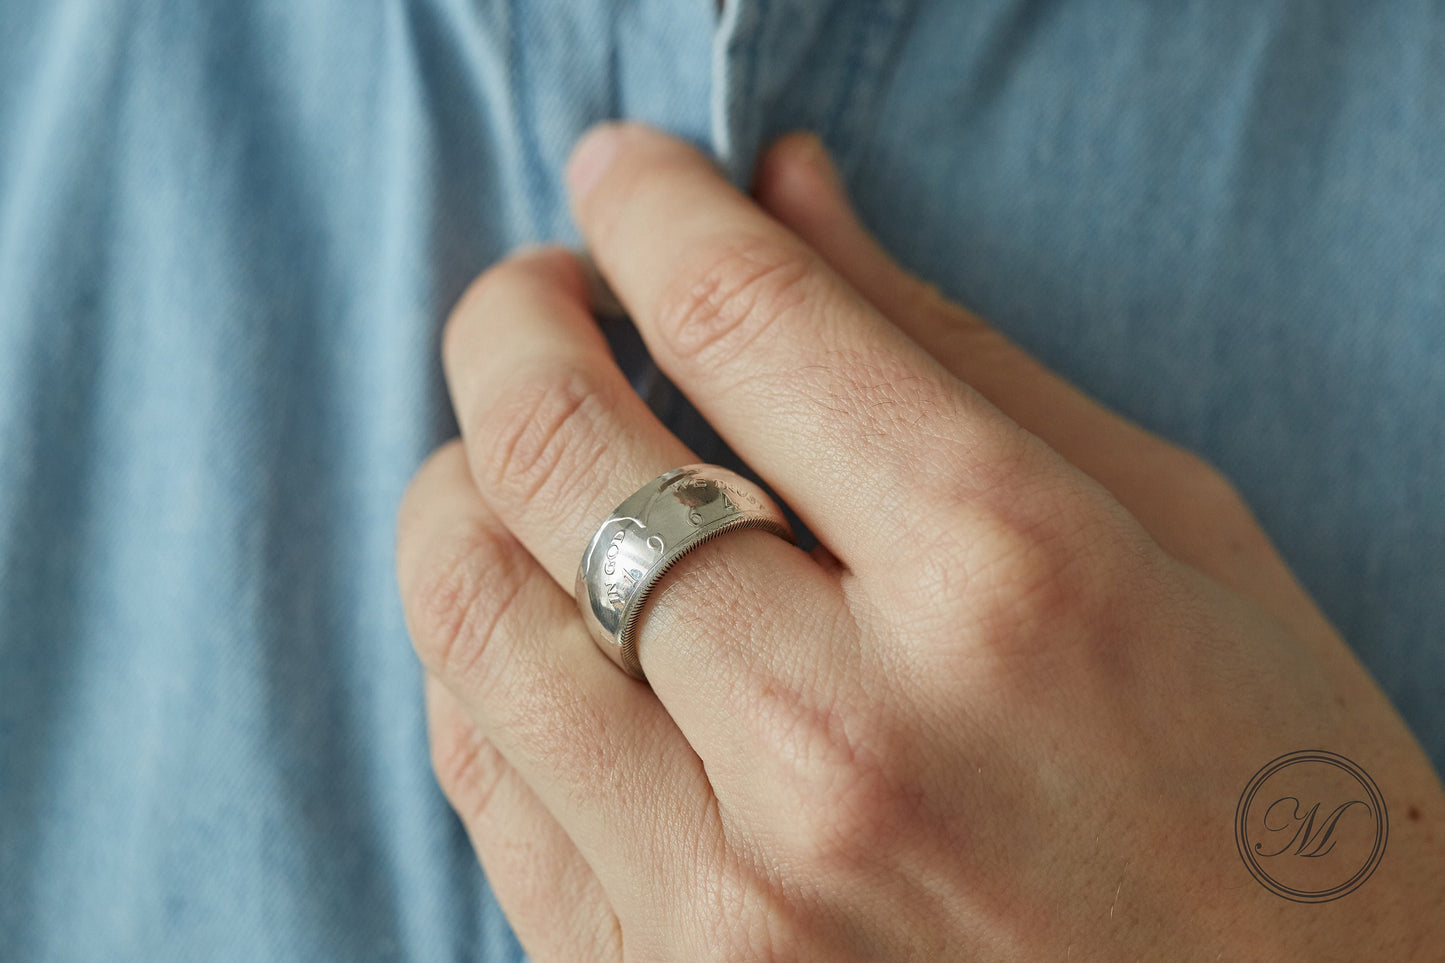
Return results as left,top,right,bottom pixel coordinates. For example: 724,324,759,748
1,1,1441,959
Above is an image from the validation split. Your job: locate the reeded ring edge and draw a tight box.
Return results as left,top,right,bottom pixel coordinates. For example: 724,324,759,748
614,511,793,680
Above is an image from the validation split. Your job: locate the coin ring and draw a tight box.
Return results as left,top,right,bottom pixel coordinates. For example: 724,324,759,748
575,464,793,681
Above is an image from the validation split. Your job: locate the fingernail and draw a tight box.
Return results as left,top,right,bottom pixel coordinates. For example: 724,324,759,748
567,123,623,200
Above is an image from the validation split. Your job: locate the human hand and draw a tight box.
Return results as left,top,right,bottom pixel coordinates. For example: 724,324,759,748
395,122,1445,961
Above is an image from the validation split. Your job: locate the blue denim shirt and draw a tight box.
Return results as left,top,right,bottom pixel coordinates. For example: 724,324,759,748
2,2,1442,959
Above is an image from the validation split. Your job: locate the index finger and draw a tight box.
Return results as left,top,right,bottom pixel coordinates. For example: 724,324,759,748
565,122,1087,584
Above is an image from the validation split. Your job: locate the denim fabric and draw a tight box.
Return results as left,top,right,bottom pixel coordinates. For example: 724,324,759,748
1,1,1441,959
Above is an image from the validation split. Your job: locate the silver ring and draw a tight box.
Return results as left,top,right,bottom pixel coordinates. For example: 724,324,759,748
576,464,793,681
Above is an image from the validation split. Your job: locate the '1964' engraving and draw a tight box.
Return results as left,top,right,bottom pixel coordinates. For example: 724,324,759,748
605,566,639,607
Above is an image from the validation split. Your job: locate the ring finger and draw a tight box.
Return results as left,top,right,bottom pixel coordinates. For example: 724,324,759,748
439,246,875,822
395,440,710,920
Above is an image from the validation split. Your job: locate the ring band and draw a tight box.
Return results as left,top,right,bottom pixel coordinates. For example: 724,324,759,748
576,464,793,681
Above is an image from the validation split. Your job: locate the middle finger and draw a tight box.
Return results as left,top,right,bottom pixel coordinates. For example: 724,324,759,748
565,122,1103,593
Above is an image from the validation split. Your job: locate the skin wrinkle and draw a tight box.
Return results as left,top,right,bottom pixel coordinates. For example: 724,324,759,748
890,266,1332,649
649,222,1027,541
651,234,819,371
430,699,508,827
411,478,696,838
809,370,938,448
744,665,920,877
592,906,625,963
645,754,729,956
735,350,1017,583
749,709,984,961
695,790,791,959
638,535,816,678
652,529,851,676
396,126,1445,960
495,653,617,803
424,676,626,961
629,537,896,955
415,523,532,691
881,480,1129,687
835,368,1025,517
707,854,813,963
468,365,614,509
777,350,976,458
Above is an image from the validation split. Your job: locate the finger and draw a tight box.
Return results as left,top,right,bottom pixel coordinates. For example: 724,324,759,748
750,131,1338,643
749,132,1225,562
438,245,876,811
424,674,620,963
439,244,691,592
396,440,715,913
565,122,1100,590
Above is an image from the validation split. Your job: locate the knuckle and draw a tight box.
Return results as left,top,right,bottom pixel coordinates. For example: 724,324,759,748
407,521,528,687
430,714,508,825
974,519,1086,632
655,237,819,368
585,914,625,963
790,755,901,875
951,481,1132,642
471,365,612,512
700,886,810,963
753,684,902,872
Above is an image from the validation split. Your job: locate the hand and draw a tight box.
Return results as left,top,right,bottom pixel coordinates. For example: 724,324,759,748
395,122,1445,961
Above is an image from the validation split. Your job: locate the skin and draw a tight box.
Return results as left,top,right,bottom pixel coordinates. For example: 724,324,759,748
394,122,1445,961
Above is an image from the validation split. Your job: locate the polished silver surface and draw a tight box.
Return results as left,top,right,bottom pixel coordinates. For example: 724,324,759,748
576,464,793,681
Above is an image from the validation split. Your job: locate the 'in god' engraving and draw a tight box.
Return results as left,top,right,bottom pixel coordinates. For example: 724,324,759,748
602,530,626,576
